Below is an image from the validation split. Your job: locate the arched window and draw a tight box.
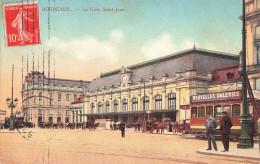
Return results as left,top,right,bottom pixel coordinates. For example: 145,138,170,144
114,100,118,112
155,95,162,110
143,96,149,110
132,98,138,111
91,103,95,113
105,101,110,113
122,99,128,112
168,93,176,110
98,102,103,113
232,104,240,117
39,92,42,105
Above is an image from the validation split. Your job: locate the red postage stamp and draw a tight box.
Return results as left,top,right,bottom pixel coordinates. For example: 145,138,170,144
3,2,41,47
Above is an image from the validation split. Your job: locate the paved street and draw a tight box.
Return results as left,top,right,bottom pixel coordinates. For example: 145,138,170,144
0,128,259,164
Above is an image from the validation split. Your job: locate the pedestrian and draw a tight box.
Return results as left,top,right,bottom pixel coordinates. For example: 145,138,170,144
137,122,140,131
249,118,255,147
119,122,126,137
205,114,218,151
134,123,137,132
113,123,116,131
220,111,233,152
110,123,112,130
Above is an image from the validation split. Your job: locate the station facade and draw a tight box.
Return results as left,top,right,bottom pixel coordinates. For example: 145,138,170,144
82,48,239,124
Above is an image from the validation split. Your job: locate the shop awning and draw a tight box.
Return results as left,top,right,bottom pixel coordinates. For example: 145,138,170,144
82,109,178,116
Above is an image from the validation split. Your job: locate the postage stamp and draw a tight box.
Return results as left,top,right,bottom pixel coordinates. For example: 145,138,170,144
3,2,41,47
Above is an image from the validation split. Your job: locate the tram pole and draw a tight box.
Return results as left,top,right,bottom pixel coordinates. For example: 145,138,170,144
237,0,253,149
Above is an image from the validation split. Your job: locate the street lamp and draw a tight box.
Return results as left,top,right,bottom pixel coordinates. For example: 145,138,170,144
237,0,253,149
6,65,18,130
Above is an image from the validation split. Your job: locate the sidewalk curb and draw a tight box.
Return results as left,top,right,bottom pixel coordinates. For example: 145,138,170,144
197,149,260,161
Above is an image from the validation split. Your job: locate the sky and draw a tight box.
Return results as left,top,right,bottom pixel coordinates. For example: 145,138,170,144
0,0,242,119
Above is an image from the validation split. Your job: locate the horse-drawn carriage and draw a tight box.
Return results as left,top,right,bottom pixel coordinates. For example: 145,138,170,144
86,121,99,130
142,121,167,134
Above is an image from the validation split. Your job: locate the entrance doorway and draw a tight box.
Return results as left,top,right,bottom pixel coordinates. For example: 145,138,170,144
38,116,42,123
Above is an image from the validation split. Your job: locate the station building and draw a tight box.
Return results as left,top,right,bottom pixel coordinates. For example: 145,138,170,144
82,48,239,124
22,72,89,126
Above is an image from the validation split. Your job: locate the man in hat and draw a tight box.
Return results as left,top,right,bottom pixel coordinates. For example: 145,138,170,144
119,122,126,137
220,111,233,152
205,114,218,151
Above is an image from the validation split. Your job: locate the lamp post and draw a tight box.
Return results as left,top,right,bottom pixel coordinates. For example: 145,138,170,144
237,0,253,149
6,65,18,130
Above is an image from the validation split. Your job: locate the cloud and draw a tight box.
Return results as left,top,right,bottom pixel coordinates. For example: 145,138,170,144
110,29,124,42
47,29,124,63
141,33,176,59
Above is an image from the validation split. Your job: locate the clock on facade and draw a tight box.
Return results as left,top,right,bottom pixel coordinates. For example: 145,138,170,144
122,75,127,86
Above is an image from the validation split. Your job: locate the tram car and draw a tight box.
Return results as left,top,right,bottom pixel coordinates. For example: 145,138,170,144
181,90,260,141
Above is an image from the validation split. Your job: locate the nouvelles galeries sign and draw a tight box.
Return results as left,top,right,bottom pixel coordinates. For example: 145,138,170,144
191,91,241,103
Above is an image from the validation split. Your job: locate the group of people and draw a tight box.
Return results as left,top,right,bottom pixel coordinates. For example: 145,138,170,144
110,122,126,137
206,111,232,152
206,111,255,152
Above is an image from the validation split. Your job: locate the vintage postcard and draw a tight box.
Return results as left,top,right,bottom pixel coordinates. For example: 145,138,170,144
0,0,260,163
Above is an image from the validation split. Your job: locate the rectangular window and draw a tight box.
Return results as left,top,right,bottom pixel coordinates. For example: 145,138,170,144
98,103,103,113
91,103,95,113
114,101,118,112
206,106,213,116
65,117,69,123
256,78,260,91
44,85,49,89
232,104,240,117
48,110,53,115
70,86,74,90
54,85,58,90
155,95,162,110
191,107,197,118
106,101,110,113
62,86,66,90
168,93,176,110
78,87,82,91
58,94,61,106
76,111,78,123
143,96,149,111
66,110,70,115
223,105,231,116
57,117,61,123
50,93,52,106
57,110,61,116
132,98,138,111
122,99,128,112
214,105,222,117
80,110,82,122
198,106,206,117
49,117,53,123
66,94,69,106
74,94,77,100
